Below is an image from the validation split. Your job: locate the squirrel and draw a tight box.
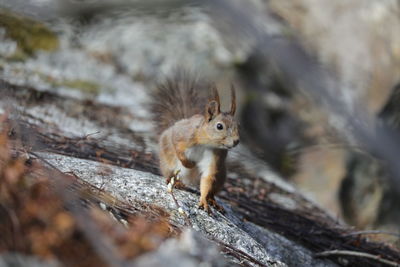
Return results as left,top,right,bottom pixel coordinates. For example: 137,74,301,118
150,72,240,213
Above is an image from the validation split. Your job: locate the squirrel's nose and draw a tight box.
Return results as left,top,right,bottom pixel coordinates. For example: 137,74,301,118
233,139,239,147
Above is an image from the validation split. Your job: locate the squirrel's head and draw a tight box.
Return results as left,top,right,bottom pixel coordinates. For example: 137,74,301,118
201,85,240,149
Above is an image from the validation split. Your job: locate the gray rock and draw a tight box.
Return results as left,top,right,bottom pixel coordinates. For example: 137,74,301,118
0,253,59,267
269,0,400,111
37,151,335,266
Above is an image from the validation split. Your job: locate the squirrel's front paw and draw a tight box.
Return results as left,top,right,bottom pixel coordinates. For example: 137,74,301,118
181,159,196,169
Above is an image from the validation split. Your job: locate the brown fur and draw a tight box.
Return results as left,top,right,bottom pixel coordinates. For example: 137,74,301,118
151,73,239,214
149,71,210,136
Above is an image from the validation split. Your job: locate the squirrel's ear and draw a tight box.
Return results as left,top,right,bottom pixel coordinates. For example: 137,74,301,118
211,84,221,108
230,84,236,115
206,100,220,121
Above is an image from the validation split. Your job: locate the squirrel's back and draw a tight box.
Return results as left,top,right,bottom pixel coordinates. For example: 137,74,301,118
149,71,210,136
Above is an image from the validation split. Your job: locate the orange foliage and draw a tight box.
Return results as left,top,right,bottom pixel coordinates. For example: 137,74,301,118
0,121,176,266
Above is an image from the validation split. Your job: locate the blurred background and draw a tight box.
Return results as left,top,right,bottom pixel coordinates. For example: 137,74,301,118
0,0,399,247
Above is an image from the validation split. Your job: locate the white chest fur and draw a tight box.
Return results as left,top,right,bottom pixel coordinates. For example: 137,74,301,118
185,146,206,162
195,148,215,177
183,146,215,177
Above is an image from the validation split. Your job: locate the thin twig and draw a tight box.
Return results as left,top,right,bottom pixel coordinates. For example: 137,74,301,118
169,190,193,226
82,131,101,139
212,238,271,267
315,250,400,267
167,172,193,227
169,190,181,209
344,230,400,238
287,143,368,156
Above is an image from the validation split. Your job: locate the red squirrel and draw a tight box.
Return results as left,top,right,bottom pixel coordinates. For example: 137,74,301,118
150,73,239,213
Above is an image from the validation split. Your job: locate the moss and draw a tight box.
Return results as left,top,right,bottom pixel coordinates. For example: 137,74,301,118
56,80,101,95
279,152,297,177
27,71,102,95
0,10,59,59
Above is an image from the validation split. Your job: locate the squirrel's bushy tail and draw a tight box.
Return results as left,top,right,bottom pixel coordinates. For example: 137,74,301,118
149,71,209,136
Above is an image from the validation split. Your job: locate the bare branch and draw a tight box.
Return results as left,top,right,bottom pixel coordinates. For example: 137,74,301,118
345,230,400,238
315,250,400,267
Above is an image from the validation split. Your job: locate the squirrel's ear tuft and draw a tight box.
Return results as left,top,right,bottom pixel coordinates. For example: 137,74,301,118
230,84,236,115
206,100,220,121
211,84,220,107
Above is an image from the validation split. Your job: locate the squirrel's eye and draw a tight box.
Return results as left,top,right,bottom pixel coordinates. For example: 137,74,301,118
216,123,224,130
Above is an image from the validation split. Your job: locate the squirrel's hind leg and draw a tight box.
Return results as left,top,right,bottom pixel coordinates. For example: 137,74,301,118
198,194,224,214
208,197,224,212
